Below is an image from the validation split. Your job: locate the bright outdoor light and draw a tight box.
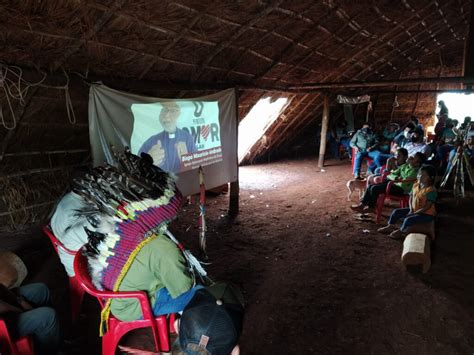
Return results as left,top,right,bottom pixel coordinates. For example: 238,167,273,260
436,93,474,121
238,97,289,162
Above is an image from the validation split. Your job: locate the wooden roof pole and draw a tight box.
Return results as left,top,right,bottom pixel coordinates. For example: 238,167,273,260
189,0,285,83
318,95,330,169
463,0,474,88
289,76,474,90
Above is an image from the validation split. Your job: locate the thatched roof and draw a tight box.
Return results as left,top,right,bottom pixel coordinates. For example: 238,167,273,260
1,1,470,87
0,0,472,225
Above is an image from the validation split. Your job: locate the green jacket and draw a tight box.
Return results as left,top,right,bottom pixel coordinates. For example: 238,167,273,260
110,234,193,321
349,129,378,153
387,163,418,193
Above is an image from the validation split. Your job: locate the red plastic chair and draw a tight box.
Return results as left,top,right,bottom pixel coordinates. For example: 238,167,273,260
351,148,374,174
42,225,84,323
375,180,414,224
73,248,175,355
0,318,34,355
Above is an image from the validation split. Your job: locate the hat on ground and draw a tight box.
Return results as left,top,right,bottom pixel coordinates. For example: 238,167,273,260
179,283,244,355
0,251,27,289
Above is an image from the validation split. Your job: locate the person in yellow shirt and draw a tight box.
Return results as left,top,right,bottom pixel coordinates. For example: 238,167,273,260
377,165,437,239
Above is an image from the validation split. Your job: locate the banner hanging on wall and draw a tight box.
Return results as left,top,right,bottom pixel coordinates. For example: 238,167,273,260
88,84,238,196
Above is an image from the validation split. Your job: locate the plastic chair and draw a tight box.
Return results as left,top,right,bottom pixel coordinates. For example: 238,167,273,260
351,148,374,174
73,248,175,355
42,225,84,323
375,180,413,224
0,318,34,355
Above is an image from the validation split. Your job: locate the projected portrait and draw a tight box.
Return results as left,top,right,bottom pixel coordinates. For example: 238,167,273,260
131,100,223,174
137,101,197,172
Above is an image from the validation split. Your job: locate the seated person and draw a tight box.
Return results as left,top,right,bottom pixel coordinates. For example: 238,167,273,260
330,119,351,159
451,119,460,135
173,283,244,355
377,165,437,240
392,122,416,150
434,113,448,143
351,152,425,212
65,150,206,325
378,123,399,154
404,127,430,158
0,252,60,355
350,124,384,179
367,148,408,186
460,116,472,131
50,191,90,277
446,135,474,173
436,119,458,169
410,116,424,132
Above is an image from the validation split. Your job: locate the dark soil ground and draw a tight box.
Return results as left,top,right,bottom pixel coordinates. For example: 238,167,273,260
2,157,473,354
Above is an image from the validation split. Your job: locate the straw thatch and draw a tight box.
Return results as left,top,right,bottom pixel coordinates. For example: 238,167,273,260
0,0,472,226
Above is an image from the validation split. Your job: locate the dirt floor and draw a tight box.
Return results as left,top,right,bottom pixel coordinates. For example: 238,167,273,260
2,157,474,354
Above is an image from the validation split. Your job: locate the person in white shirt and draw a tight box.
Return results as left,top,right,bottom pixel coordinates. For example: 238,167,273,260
403,128,431,158
50,192,90,277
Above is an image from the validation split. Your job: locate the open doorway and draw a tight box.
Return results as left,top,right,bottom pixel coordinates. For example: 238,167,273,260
435,92,474,128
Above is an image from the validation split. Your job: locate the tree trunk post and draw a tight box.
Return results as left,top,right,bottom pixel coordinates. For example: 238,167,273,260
318,94,330,169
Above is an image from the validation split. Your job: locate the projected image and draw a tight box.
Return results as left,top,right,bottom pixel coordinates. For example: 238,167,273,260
131,100,223,173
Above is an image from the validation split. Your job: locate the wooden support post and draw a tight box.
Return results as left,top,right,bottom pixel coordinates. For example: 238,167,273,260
318,94,330,169
229,88,239,217
463,0,474,89
229,181,239,217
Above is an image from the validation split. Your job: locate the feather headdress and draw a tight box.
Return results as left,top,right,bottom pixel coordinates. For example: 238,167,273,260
70,149,207,334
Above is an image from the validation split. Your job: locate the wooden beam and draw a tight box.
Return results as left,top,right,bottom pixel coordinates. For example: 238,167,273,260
51,0,129,71
318,95,330,169
190,0,285,82
463,0,474,88
289,76,474,90
229,88,239,218
2,149,89,157
138,6,209,80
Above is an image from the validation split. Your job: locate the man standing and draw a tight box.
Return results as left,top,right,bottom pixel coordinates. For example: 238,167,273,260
350,124,381,179
138,101,197,173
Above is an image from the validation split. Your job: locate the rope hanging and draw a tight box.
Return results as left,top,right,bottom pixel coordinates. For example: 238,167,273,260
0,63,76,129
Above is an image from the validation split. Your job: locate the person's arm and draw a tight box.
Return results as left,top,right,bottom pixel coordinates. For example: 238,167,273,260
372,134,380,147
0,284,24,315
408,193,414,213
349,133,358,150
410,190,436,215
411,201,434,215
387,166,401,181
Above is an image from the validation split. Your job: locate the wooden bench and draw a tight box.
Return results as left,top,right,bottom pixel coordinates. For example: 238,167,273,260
401,233,431,273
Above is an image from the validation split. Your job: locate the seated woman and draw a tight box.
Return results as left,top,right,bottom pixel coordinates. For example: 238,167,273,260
377,165,437,240
351,152,425,212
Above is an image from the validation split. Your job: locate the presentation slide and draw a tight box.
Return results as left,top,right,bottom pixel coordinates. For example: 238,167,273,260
130,100,223,174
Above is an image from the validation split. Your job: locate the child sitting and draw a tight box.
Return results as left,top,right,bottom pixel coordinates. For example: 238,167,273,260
351,152,425,212
377,165,437,239
366,147,408,186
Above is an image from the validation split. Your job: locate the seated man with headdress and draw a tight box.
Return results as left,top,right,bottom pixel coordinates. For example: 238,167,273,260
66,150,207,324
